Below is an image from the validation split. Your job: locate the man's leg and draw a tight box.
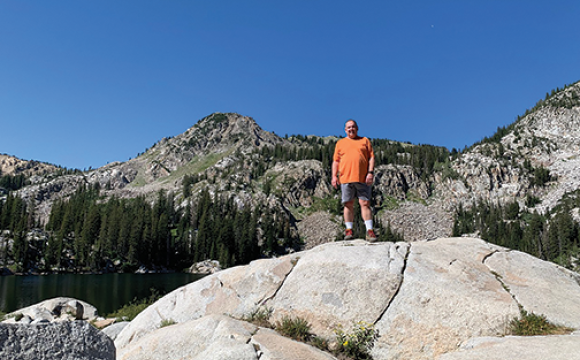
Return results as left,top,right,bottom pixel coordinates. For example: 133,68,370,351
344,199,355,223
359,199,372,221
343,200,355,239
359,199,377,241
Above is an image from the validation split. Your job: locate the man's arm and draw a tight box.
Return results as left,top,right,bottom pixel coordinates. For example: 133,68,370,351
365,156,375,186
332,160,340,189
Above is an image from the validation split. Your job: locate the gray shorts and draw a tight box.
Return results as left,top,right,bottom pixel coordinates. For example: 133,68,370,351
341,183,372,203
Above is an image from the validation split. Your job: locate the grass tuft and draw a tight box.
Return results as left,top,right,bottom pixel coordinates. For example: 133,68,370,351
242,307,273,328
275,315,313,342
160,318,177,328
510,309,573,336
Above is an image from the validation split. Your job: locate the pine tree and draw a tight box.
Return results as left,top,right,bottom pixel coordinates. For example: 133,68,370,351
44,234,59,270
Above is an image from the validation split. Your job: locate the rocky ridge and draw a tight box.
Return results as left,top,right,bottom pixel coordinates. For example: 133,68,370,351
434,83,580,213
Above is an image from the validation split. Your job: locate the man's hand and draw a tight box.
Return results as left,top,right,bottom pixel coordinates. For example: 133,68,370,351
332,176,340,189
365,173,374,186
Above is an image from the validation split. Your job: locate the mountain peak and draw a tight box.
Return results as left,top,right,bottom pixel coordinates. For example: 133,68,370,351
0,154,59,177
147,113,283,159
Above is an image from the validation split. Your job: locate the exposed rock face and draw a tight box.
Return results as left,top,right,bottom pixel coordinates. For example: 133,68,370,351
268,160,333,208
485,250,580,328
13,113,294,224
115,254,299,350
114,237,580,360
373,238,518,359
374,164,431,202
0,321,115,360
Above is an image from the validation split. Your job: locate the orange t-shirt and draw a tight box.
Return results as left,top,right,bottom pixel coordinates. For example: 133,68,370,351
333,137,374,184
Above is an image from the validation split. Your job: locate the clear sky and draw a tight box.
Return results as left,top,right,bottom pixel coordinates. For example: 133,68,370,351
1,1,579,170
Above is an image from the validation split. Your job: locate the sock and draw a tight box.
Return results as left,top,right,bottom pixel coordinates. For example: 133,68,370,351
345,222,353,230
365,220,373,231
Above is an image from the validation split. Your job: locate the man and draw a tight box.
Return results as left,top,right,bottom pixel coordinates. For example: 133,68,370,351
331,119,377,241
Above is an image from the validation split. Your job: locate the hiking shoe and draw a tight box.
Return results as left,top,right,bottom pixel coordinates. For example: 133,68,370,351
345,229,354,240
366,229,377,242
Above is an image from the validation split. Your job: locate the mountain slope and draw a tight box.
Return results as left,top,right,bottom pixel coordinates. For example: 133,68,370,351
432,81,580,214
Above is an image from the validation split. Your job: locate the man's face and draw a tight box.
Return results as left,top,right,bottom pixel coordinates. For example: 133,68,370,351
345,121,358,139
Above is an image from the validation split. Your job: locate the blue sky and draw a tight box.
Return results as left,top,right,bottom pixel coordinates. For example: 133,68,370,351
1,1,579,170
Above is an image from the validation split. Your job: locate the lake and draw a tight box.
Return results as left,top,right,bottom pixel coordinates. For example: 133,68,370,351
0,273,204,315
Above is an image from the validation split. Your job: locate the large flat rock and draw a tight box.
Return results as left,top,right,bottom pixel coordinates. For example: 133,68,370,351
115,254,299,349
268,240,408,337
373,238,521,360
485,250,580,328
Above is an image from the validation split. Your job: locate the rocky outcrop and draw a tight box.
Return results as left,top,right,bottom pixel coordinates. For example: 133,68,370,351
188,260,222,274
0,321,115,360
267,160,333,208
3,298,98,324
374,164,431,201
114,237,580,360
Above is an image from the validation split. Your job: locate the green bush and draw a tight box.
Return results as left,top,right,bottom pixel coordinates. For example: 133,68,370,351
107,289,161,321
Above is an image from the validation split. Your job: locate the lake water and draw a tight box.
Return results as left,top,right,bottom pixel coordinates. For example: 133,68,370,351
0,273,204,315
